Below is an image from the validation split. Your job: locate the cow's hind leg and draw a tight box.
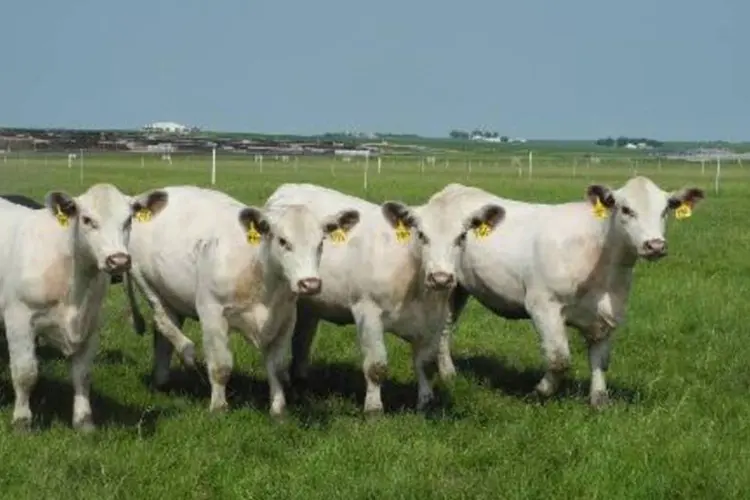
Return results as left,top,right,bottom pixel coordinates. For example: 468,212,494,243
4,307,38,430
526,297,570,399
352,302,388,415
151,309,186,390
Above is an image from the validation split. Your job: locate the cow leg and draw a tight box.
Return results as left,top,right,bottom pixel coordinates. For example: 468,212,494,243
413,332,443,410
261,313,295,418
436,285,470,381
130,267,195,368
352,303,388,415
4,308,38,430
587,337,612,409
289,304,320,383
526,299,570,398
151,310,186,389
197,302,232,413
70,331,99,433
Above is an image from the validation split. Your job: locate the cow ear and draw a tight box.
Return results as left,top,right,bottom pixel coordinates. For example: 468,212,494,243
238,206,270,235
585,184,616,208
464,203,505,233
668,187,705,210
322,209,360,234
45,191,78,221
132,189,169,217
381,201,419,229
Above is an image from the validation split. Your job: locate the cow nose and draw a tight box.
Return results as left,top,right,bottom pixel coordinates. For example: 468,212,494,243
105,252,131,274
297,277,322,295
426,271,455,289
643,238,667,257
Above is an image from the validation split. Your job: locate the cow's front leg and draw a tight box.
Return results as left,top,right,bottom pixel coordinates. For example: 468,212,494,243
198,303,233,413
261,314,295,419
527,298,570,398
70,331,99,432
413,333,442,410
586,329,613,410
352,303,388,415
5,309,38,431
436,285,471,381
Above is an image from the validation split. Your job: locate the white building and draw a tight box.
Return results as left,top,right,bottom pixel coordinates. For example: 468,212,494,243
142,121,191,134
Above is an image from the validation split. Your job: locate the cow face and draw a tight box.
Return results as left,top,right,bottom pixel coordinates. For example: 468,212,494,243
45,184,169,275
586,176,704,261
239,204,360,295
382,200,505,290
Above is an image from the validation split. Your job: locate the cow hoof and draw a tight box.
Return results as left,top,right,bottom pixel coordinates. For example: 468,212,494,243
74,416,96,434
209,402,230,414
270,409,286,423
12,417,33,433
366,362,389,385
590,391,610,411
180,344,196,368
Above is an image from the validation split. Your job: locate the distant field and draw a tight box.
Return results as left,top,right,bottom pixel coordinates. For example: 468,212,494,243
0,152,748,499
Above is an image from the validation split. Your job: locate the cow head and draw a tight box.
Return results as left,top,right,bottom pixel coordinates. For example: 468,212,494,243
238,204,360,295
45,184,169,275
382,200,505,290
586,176,704,261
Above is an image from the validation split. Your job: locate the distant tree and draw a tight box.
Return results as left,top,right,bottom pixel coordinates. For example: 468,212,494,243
500,136,509,143
449,129,470,139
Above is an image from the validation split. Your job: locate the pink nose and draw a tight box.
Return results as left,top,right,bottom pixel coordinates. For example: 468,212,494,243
105,252,131,274
426,271,455,289
297,277,322,295
643,239,667,257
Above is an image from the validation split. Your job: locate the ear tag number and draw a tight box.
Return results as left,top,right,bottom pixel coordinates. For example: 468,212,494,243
675,203,692,220
55,205,69,227
395,220,411,243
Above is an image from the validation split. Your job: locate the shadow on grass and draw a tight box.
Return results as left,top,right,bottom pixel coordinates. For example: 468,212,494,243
454,355,644,405
0,373,176,437
144,360,461,429
0,340,174,437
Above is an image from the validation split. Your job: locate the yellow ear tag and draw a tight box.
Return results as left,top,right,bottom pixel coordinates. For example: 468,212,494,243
55,205,69,228
134,208,152,223
247,223,262,245
675,203,692,220
473,222,491,239
395,220,411,243
330,228,347,244
592,198,609,219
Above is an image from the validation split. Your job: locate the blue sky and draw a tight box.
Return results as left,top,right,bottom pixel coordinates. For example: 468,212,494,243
1,0,746,140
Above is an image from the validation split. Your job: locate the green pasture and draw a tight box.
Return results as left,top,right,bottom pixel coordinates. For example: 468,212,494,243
0,152,747,499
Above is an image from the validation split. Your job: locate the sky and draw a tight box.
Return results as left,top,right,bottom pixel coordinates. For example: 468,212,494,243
1,0,746,140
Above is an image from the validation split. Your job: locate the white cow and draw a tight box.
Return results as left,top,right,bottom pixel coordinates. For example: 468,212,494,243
0,183,168,431
264,183,506,414
429,176,705,408
124,186,361,417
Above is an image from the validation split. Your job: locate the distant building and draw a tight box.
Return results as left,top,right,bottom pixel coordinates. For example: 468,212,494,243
142,121,192,134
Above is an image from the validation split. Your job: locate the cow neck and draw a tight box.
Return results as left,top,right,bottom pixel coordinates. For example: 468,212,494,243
596,215,638,272
257,241,291,302
65,224,106,306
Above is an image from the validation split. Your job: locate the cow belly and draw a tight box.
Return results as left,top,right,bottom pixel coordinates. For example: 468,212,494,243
298,296,354,325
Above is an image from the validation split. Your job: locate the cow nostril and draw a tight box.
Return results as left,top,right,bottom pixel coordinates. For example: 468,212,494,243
105,253,131,272
297,278,322,294
427,272,455,287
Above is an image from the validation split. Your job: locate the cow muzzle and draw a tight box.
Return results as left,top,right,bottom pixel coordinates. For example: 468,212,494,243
104,252,132,274
640,239,667,261
297,277,322,296
425,271,455,290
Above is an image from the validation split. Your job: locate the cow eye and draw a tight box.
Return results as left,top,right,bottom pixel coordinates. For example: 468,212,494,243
82,216,95,227
278,237,291,250
620,206,636,217
455,232,467,245
417,230,429,244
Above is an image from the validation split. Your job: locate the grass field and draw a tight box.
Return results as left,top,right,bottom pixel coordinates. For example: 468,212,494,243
0,152,748,499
